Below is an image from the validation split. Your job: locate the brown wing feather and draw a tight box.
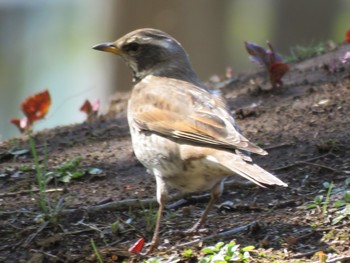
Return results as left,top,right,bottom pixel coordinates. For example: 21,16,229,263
130,76,266,155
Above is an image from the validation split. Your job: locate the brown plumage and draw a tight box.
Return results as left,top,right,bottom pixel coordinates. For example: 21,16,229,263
93,28,287,254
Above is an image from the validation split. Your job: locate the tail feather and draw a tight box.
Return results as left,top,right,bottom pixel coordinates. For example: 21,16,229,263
214,153,287,187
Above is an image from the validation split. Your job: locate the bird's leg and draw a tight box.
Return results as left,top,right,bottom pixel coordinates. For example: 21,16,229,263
146,175,168,254
146,201,164,255
186,181,224,233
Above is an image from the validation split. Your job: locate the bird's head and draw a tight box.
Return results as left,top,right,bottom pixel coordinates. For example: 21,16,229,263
93,28,200,84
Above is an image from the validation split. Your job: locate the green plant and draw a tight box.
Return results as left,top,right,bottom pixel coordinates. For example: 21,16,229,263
146,256,180,263
183,248,194,259
306,181,334,214
28,130,50,213
47,156,85,183
322,181,334,214
26,130,65,224
90,238,104,263
139,202,157,233
332,185,350,224
307,194,324,210
110,220,121,235
284,41,331,63
200,241,254,263
307,179,350,224
332,203,350,225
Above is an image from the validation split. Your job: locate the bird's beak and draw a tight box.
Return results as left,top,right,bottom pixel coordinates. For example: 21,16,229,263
92,42,121,55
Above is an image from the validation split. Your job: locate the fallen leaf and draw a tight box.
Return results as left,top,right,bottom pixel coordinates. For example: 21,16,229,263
128,238,144,254
318,251,327,263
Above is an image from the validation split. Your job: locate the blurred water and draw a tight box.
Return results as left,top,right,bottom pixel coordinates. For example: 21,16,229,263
0,0,116,141
0,0,349,142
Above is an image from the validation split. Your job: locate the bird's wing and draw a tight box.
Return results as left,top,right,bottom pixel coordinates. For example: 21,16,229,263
130,76,266,155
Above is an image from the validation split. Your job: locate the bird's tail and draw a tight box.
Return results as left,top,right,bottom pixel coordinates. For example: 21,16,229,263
213,153,287,187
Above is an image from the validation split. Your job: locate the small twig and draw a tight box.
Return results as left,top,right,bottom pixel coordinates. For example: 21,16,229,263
0,188,63,198
299,161,338,172
272,153,333,171
30,249,65,262
59,197,159,216
62,228,96,236
23,221,49,247
325,255,350,263
176,221,257,248
292,249,324,259
0,210,38,216
224,179,255,189
263,142,294,151
269,199,298,209
58,179,266,216
76,222,105,233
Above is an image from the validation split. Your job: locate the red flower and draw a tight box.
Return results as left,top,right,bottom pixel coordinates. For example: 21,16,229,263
345,29,350,43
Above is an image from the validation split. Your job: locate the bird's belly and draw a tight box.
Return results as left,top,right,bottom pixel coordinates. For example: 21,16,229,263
130,127,227,193
162,159,226,193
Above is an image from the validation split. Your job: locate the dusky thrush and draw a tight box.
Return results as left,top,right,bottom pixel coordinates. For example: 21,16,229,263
93,28,287,253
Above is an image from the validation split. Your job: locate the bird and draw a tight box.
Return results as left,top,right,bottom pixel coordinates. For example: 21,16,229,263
93,28,287,253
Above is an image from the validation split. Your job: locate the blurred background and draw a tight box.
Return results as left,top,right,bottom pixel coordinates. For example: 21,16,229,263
0,0,349,141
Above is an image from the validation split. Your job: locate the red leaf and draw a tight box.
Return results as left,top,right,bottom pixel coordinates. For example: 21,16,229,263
80,99,100,115
245,41,289,87
9,117,30,133
269,62,290,87
128,238,145,254
20,90,51,123
245,41,271,67
80,99,100,122
345,29,350,43
80,100,93,115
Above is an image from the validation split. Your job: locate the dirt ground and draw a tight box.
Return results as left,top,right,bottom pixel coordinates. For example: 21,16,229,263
1,44,350,263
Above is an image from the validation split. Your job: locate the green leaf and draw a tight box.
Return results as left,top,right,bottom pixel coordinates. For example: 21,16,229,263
241,245,255,252
334,200,346,207
55,156,83,172
323,181,330,189
202,247,215,254
9,149,29,156
332,204,350,225
343,191,350,203
210,254,226,262
71,170,85,179
215,242,225,250
183,249,193,258
345,177,350,186
19,165,33,172
60,173,72,183
306,203,318,209
314,195,324,204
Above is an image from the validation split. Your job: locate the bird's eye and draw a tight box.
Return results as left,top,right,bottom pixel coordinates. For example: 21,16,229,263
125,43,140,53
